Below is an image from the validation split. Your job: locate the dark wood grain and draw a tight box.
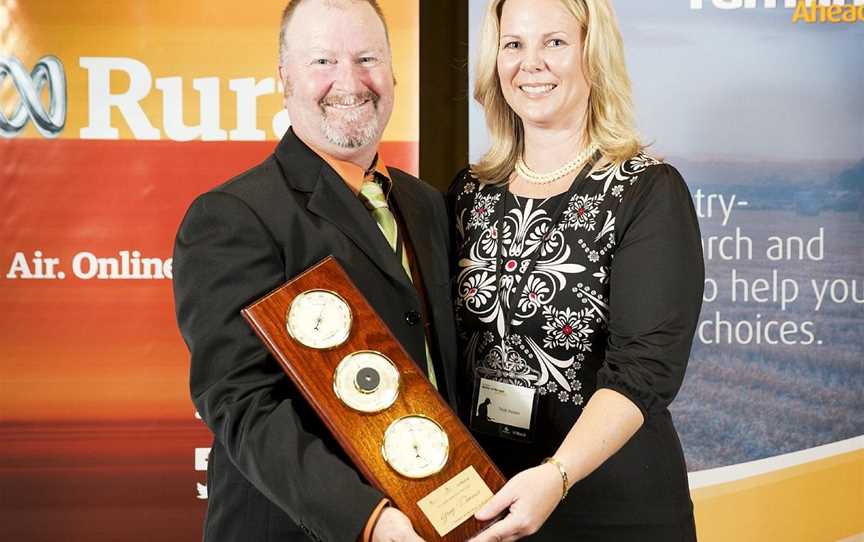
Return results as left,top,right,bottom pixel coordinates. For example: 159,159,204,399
242,256,506,541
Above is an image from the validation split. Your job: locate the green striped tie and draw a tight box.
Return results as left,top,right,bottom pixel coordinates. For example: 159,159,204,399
359,178,438,390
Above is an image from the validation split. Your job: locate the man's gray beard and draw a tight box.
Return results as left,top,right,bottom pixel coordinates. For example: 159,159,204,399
321,107,380,149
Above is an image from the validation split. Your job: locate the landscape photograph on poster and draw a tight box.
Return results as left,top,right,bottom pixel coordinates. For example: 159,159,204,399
617,1,863,469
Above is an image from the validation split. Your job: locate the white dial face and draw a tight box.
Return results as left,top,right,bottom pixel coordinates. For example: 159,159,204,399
286,289,352,349
333,351,400,413
382,416,449,479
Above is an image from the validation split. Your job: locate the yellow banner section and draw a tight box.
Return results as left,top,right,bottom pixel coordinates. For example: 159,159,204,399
693,442,864,542
3,0,418,142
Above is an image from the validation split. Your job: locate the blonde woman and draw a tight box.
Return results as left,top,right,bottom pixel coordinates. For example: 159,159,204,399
450,0,703,540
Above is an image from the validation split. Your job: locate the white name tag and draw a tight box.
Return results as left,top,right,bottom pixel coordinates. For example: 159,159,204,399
476,378,534,429
470,377,538,442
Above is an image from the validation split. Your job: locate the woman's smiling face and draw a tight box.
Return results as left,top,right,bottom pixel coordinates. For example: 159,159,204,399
496,0,590,131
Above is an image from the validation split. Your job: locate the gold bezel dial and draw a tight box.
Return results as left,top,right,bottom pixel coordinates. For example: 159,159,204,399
286,289,352,350
333,350,400,413
381,415,450,479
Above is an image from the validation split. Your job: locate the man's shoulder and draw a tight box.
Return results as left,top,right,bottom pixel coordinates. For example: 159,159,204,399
179,153,296,230
208,154,284,202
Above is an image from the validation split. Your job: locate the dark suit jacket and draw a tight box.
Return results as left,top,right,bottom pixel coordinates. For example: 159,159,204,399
173,129,458,542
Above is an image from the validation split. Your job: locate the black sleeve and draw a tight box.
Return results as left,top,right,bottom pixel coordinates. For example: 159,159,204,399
173,191,383,541
597,164,705,417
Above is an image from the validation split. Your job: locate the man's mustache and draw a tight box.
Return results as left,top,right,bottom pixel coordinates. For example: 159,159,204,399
320,91,379,108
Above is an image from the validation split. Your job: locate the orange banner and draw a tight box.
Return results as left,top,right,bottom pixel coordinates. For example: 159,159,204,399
4,0,418,147
1,2,419,540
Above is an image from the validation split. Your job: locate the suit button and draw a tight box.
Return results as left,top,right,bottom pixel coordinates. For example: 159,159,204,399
405,310,421,326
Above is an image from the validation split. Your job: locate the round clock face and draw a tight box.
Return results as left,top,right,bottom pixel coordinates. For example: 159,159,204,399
381,415,449,479
333,351,400,413
286,289,352,349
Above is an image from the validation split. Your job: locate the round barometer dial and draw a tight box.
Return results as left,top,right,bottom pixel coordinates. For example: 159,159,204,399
381,415,449,479
286,289,352,349
333,351,400,413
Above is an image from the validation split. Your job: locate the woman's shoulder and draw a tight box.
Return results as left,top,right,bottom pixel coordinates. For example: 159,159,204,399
450,166,484,188
604,154,698,239
591,152,689,202
448,166,489,207
591,152,674,181
448,166,472,190
630,154,689,202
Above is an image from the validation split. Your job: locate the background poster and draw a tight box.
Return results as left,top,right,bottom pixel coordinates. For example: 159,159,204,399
2,0,862,540
468,1,862,540
0,1,418,540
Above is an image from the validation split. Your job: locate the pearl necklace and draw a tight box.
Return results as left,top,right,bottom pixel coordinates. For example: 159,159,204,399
515,142,599,185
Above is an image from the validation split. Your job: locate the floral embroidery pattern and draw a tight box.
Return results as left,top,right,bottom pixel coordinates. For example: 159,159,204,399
467,192,501,230
518,276,551,315
460,271,497,310
541,306,593,351
454,154,658,406
561,194,601,232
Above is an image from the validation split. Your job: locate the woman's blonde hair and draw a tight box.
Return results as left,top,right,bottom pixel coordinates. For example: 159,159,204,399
472,0,642,184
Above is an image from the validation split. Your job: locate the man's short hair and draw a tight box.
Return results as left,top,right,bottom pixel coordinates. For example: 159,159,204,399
278,0,390,65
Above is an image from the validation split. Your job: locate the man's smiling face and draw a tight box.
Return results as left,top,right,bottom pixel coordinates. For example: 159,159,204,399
279,0,395,161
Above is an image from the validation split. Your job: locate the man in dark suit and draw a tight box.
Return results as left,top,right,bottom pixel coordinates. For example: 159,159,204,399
172,1,457,540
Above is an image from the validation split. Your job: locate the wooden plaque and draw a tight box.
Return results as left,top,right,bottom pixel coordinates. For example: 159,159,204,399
242,256,506,540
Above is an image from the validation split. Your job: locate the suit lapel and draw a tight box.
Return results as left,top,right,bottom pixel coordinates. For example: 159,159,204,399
306,167,413,288
390,173,442,287
272,129,416,288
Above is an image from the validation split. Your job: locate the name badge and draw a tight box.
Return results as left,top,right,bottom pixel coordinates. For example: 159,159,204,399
469,377,538,443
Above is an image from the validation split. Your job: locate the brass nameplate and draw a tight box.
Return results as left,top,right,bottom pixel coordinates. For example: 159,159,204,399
417,466,494,537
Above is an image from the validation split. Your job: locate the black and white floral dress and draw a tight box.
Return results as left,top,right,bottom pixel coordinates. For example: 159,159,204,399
449,156,704,537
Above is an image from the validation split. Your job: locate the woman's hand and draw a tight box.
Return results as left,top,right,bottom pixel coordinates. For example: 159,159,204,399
468,463,563,542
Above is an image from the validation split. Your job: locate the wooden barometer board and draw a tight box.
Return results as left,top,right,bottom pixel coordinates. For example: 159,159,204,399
242,256,506,540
